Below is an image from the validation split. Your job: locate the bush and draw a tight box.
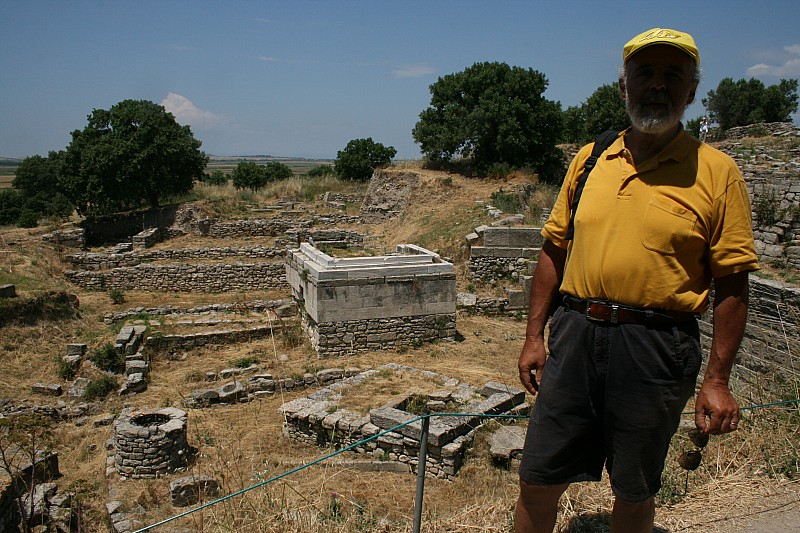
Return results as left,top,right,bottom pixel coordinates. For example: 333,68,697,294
205,170,228,186
307,164,335,178
84,376,117,401
264,161,293,182
231,162,267,191
55,356,76,381
334,138,396,181
108,289,125,305
88,343,125,374
16,209,39,228
0,189,23,226
490,188,524,214
230,356,259,368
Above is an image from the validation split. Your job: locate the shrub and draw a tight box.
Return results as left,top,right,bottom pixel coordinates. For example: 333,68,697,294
205,170,228,186
334,138,396,181
307,164,335,178
55,356,76,381
84,376,117,401
88,343,125,374
16,209,39,228
264,161,293,182
230,356,259,368
108,289,125,305
490,188,523,214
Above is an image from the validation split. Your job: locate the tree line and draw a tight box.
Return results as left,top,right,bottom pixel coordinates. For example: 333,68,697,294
2,64,796,228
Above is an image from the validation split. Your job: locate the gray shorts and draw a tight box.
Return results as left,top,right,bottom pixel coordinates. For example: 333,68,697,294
518,305,702,502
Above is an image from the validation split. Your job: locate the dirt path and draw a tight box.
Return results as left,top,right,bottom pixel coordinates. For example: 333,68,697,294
662,484,800,532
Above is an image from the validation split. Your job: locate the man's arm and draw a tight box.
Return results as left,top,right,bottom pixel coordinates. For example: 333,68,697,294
518,240,567,395
694,271,750,434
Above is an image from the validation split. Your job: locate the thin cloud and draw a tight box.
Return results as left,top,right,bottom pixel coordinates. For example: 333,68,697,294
170,45,195,52
257,56,280,62
390,64,436,78
160,93,221,129
746,44,800,77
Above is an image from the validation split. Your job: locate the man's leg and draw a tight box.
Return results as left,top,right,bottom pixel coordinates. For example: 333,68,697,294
515,479,569,533
610,496,655,533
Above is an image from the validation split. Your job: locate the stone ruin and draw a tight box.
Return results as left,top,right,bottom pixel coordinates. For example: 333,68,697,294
286,243,457,357
113,407,190,479
278,363,527,479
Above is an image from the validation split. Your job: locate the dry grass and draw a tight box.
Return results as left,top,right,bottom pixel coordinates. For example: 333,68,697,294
1,165,799,532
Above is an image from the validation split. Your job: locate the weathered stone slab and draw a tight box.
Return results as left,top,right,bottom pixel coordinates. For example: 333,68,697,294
170,475,220,507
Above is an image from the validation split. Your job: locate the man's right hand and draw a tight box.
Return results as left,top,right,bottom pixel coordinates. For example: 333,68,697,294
518,337,547,396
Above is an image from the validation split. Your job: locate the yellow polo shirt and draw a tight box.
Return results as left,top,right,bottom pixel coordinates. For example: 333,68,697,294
543,129,759,313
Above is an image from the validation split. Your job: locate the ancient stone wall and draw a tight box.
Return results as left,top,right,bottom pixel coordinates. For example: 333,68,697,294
307,313,457,357
66,245,287,271
701,277,800,389
65,262,287,292
360,170,420,223
279,364,527,479
468,227,541,282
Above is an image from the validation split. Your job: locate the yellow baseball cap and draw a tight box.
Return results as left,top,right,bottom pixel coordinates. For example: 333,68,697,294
623,28,700,66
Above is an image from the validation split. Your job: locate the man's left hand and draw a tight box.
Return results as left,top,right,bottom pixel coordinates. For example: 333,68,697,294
694,380,740,434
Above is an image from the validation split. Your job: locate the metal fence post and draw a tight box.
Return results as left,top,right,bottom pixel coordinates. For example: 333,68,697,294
412,414,430,533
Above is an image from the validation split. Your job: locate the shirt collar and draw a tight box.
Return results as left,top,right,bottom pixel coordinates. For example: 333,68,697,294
611,126,694,166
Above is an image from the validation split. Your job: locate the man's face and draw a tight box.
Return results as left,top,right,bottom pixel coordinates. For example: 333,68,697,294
619,45,699,135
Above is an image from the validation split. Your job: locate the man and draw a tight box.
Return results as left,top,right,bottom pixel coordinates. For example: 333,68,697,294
515,28,759,533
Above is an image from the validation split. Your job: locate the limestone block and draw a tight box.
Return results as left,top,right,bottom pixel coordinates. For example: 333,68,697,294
456,292,478,307
125,360,149,377
217,381,246,403
66,343,87,357
481,382,524,400
483,227,542,248
31,383,62,396
68,377,90,398
0,284,16,298
120,373,147,395
316,368,344,382
488,425,526,469
170,475,220,507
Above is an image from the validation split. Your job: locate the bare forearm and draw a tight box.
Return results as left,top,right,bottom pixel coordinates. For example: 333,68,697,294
705,272,750,385
524,240,567,341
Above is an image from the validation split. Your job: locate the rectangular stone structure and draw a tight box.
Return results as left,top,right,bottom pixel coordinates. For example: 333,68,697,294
286,244,456,356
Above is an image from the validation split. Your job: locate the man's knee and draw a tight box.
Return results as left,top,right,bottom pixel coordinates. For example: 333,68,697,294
518,479,569,507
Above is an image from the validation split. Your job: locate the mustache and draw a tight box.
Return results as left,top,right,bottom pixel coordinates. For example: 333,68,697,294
642,91,671,105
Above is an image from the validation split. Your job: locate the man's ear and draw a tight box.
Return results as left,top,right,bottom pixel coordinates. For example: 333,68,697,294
618,77,627,101
687,81,698,105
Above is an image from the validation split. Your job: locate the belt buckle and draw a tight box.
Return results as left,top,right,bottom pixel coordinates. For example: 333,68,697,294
586,301,620,324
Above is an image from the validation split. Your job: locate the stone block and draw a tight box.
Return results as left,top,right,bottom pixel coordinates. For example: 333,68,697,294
31,383,62,396
66,343,88,357
170,475,220,507
488,426,526,468
483,227,542,248
0,284,16,298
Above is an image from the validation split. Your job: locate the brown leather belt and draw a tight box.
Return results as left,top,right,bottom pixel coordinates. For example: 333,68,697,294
565,297,697,325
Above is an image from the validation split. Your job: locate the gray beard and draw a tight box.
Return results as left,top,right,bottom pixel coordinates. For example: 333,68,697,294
626,91,686,135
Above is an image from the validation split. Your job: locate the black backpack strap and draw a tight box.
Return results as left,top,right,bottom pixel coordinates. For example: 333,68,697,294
565,129,619,240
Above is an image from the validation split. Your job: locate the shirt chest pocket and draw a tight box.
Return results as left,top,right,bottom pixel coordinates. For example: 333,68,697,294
641,197,698,256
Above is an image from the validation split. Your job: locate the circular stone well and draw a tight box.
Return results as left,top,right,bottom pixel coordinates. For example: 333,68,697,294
114,407,190,479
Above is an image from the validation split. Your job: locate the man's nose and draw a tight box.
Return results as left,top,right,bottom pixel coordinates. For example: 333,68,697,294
648,73,667,90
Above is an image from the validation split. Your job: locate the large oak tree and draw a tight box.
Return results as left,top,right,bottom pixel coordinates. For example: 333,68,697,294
61,99,207,217
412,62,564,182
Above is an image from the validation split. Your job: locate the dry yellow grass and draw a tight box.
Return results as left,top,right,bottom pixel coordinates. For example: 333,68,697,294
1,165,798,532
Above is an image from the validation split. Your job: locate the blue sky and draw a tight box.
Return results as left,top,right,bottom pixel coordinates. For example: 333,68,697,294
2,1,799,160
